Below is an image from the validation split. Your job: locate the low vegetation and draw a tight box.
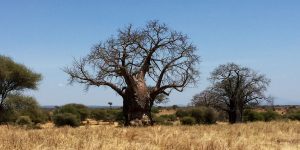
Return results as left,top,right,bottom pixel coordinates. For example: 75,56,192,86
0,121,299,150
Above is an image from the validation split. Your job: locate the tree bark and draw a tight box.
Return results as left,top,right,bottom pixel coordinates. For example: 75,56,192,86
122,78,153,126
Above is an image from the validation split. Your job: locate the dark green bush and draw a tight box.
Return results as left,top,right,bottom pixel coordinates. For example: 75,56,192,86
0,95,47,124
53,103,90,121
90,109,108,121
159,114,177,121
52,113,80,127
151,107,160,114
285,109,300,121
181,116,196,125
190,108,204,124
243,110,264,122
261,110,280,121
286,112,300,121
153,115,173,125
243,110,280,122
175,109,190,118
15,116,33,126
202,107,218,124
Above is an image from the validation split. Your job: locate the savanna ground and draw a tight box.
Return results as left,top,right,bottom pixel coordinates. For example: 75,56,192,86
0,121,299,150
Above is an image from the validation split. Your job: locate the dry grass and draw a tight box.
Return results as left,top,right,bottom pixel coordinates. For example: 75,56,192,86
0,121,299,150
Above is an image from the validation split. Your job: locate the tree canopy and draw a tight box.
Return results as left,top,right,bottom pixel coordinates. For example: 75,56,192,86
0,55,42,110
192,63,271,123
65,20,200,125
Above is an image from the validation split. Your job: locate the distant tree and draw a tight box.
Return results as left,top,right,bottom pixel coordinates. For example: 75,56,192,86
192,63,271,123
0,55,42,118
108,102,113,109
64,21,200,126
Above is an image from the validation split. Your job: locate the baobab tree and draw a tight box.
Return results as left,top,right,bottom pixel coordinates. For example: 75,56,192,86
192,63,271,123
64,21,200,126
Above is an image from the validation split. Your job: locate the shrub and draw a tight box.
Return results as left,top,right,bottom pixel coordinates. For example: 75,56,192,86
261,110,280,121
0,95,47,124
190,108,203,124
53,103,90,121
90,109,108,121
175,109,190,118
52,113,80,127
243,110,264,122
159,114,177,121
153,115,173,125
286,111,300,121
15,116,33,126
151,107,160,114
202,107,218,124
181,116,196,125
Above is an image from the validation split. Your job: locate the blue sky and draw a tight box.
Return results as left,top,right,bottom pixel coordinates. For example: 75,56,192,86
1,0,299,106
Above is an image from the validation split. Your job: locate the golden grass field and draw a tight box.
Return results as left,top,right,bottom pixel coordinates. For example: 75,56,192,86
0,121,299,150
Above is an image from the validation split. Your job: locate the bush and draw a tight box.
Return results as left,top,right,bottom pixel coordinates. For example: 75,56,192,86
261,110,280,121
15,116,33,126
0,95,47,124
151,107,160,114
243,110,280,122
181,116,196,125
243,110,264,122
153,115,173,125
190,108,203,124
285,109,300,121
202,107,218,124
53,103,90,121
90,109,108,121
52,113,80,127
159,114,177,121
175,109,190,118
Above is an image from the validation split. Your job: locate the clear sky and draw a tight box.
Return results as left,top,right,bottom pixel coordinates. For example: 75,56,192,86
1,0,299,106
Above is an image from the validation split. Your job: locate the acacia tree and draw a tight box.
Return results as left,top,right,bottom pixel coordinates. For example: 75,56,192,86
64,21,200,126
0,55,41,116
192,63,270,123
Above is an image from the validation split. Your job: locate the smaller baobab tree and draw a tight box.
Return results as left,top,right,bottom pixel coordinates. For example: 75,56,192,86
192,63,271,123
64,20,200,126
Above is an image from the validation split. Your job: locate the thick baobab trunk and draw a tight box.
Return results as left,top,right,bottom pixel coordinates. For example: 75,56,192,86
122,78,153,126
228,108,242,124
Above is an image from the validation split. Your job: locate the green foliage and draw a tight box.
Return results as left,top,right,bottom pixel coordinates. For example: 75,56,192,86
284,109,300,121
52,113,80,127
243,110,264,122
90,109,108,121
0,55,42,102
0,95,47,124
151,107,160,114
190,108,203,124
176,107,218,124
203,107,218,124
243,110,280,122
159,114,177,121
53,103,90,121
181,116,196,125
153,115,174,126
286,112,300,121
261,110,280,122
15,116,33,126
175,109,190,118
